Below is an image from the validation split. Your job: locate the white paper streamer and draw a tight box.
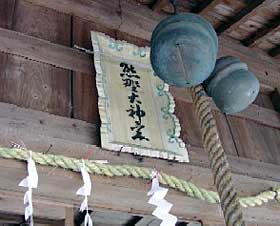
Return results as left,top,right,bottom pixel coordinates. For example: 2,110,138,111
147,171,178,226
18,151,38,226
76,161,93,226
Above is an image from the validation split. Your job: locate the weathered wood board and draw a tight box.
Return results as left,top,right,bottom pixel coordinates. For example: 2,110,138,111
0,53,71,116
72,17,116,123
0,0,71,116
227,116,280,164
0,0,15,29
175,100,238,156
91,32,189,161
12,0,71,46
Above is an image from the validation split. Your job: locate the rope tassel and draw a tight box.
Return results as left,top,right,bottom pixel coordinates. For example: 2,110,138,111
147,171,177,226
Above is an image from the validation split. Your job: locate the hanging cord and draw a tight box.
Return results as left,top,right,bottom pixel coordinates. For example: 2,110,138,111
191,85,246,226
0,146,279,208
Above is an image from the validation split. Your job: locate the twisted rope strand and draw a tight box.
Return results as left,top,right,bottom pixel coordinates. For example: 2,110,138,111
191,85,245,226
0,147,278,209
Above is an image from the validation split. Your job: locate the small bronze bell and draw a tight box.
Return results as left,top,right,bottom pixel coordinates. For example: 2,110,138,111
150,13,218,87
204,56,260,114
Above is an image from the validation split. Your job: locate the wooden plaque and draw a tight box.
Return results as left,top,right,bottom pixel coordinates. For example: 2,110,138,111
91,31,189,162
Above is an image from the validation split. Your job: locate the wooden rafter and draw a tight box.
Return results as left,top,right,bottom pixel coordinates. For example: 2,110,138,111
215,0,266,34
199,0,221,17
242,16,280,47
224,0,276,35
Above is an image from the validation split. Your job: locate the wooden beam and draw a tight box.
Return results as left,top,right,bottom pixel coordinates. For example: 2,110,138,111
0,211,64,225
225,0,276,35
215,0,266,34
170,88,280,129
0,103,279,223
1,2,280,91
0,30,279,125
0,25,279,93
199,0,221,17
64,207,75,226
0,158,279,225
242,17,280,47
0,28,93,74
1,101,280,187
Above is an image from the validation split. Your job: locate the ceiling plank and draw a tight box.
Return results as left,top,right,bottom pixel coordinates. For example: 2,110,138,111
242,16,280,47
215,0,266,34
224,0,276,35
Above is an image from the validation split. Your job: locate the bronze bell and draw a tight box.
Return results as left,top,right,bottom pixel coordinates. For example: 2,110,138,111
204,56,260,114
150,13,218,87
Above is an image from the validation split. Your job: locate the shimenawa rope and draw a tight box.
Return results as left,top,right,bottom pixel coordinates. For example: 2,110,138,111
0,146,279,209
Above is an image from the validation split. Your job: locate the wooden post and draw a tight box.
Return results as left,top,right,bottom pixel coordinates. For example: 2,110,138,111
64,207,75,226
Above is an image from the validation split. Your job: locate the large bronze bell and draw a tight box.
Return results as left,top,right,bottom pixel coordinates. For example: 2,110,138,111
204,56,260,114
150,13,218,87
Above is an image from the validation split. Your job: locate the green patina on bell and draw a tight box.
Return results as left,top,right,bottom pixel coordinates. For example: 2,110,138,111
204,56,260,114
151,13,218,87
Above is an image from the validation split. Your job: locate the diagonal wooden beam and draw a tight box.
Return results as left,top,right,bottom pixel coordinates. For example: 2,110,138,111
242,16,280,47
224,0,276,35
215,0,266,34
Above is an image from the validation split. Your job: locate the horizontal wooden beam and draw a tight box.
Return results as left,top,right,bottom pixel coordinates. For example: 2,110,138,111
0,28,93,74
21,0,280,90
1,101,280,185
0,28,279,128
0,102,279,223
0,154,279,225
170,88,280,129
